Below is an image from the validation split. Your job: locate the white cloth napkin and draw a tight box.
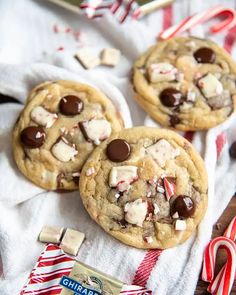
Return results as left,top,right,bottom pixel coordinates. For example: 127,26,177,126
0,0,236,294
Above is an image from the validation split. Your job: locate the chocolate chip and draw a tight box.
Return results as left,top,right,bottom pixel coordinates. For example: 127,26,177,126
170,115,180,126
171,195,195,218
116,218,128,228
193,47,216,64
20,126,45,148
59,95,84,116
229,141,236,158
106,139,131,162
160,88,183,107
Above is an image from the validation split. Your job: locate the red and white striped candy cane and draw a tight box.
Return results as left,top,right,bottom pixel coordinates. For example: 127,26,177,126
159,5,236,40
202,236,236,295
224,216,236,241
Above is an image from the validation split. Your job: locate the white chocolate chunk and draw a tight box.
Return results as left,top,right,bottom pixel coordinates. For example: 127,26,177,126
75,48,100,69
109,166,138,187
80,119,111,145
148,63,178,83
39,225,64,243
100,48,121,67
31,106,58,128
124,198,147,227
154,203,160,215
52,139,78,162
60,228,85,256
198,73,223,98
146,139,180,168
175,219,187,231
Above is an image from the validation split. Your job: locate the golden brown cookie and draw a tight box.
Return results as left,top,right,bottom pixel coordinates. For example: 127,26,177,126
12,80,124,190
132,37,236,131
79,127,208,249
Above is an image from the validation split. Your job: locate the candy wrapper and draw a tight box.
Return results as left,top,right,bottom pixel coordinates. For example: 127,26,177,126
48,0,173,23
21,244,152,295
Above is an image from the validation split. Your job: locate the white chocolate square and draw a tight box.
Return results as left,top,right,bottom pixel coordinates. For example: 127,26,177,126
148,63,177,83
52,139,78,162
60,228,85,256
175,219,187,231
124,199,147,227
100,48,121,67
75,48,100,69
198,73,223,98
31,106,58,128
109,166,138,187
146,139,180,168
39,225,64,244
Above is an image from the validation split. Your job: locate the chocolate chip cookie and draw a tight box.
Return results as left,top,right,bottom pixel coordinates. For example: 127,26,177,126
132,37,236,131
12,80,124,190
79,127,208,249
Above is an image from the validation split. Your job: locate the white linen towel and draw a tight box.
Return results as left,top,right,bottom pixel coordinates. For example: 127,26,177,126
0,0,236,294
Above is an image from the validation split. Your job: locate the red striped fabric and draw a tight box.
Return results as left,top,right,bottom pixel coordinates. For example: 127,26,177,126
132,250,162,287
215,132,227,160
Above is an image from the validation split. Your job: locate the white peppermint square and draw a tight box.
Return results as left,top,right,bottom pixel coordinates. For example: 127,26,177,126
109,165,138,187
80,119,111,145
124,198,147,227
146,139,180,167
148,63,178,83
31,106,58,128
75,48,100,69
198,73,223,98
101,48,121,67
52,139,78,162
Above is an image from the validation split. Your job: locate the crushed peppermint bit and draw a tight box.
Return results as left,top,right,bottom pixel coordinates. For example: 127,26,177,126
72,172,80,177
186,41,196,48
65,27,72,33
187,91,196,102
115,193,120,199
154,204,160,215
172,212,179,219
146,191,152,198
86,167,95,176
47,94,53,99
53,24,60,33
57,46,64,51
195,72,202,80
148,176,158,186
36,131,43,139
117,181,130,192
144,236,153,243
176,72,184,82
156,186,165,194
61,137,69,144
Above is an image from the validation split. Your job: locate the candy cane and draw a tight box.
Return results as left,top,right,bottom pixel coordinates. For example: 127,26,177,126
224,216,236,241
159,5,236,40
202,236,236,295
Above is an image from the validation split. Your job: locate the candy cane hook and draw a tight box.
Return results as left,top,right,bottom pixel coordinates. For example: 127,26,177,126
159,5,236,40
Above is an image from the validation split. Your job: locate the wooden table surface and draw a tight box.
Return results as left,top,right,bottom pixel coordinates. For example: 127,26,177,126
195,195,236,294
0,94,235,294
